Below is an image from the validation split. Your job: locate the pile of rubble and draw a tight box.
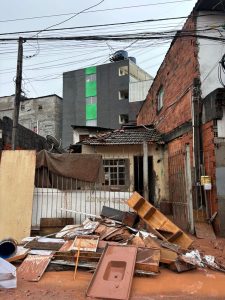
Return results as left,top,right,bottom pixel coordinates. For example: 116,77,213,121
1,192,224,299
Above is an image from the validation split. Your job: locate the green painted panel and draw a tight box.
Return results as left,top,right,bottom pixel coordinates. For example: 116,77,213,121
86,103,97,120
85,81,97,97
85,66,96,75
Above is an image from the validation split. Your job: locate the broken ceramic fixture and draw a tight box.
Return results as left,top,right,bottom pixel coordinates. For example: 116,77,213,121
103,261,127,281
86,244,137,300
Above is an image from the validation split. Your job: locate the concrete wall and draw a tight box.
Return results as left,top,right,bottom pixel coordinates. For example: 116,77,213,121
62,60,152,147
0,116,48,151
0,95,62,141
62,69,85,147
197,12,225,98
82,144,168,206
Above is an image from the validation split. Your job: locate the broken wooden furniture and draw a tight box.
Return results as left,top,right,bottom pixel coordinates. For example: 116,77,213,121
127,192,193,249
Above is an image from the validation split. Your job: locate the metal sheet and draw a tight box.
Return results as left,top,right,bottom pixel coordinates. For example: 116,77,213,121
17,254,52,282
86,245,137,300
216,167,225,195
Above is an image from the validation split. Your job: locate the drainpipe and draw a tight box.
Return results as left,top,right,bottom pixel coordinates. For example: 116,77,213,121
143,141,149,201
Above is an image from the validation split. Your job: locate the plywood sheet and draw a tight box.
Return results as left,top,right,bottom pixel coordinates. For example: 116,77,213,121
0,150,36,242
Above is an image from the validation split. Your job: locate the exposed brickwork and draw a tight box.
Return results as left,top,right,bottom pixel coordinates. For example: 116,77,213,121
137,16,199,133
136,14,222,234
201,121,220,231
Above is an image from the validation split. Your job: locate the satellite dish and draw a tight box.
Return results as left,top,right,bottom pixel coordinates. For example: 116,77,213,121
46,135,62,152
46,135,60,148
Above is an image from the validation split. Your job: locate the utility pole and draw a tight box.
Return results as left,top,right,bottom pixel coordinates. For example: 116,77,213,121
12,37,24,150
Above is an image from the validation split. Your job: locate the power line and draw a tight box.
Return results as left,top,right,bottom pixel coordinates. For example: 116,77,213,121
0,32,225,42
36,0,105,36
0,14,216,37
0,0,194,24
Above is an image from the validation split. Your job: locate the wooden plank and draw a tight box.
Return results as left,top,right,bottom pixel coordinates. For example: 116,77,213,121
136,248,160,273
0,150,36,242
160,248,178,264
127,192,193,249
17,254,52,282
71,235,99,252
195,222,216,240
24,237,65,251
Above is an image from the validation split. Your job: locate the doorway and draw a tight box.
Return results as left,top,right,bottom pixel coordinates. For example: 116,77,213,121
133,156,154,203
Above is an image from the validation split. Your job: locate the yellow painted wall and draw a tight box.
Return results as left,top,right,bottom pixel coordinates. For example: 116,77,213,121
82,144,169,205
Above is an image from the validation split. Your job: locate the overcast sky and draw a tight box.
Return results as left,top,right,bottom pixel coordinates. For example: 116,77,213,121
0,0,197,98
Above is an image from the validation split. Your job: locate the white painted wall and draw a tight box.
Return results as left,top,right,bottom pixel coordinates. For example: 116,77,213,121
197,12,225,98
218,107,225,137
129,80,152,102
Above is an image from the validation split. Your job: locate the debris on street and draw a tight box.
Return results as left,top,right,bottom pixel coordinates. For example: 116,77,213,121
0,190,224,299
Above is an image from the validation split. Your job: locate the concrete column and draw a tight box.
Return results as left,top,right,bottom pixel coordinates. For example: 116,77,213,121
143,141,149,201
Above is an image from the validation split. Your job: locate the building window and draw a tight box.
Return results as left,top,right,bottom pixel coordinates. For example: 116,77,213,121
86,96,97,104
86,119,97,126
103,159,126,186
119,114,129,124
21,104,25,111
119,66,128,76
119,89,129,100
86,74,96,82
157,86,164,112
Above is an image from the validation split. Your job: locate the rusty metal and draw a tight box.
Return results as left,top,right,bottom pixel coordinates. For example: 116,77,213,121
168,150,189,231
17,254,52,281
86,244,137,300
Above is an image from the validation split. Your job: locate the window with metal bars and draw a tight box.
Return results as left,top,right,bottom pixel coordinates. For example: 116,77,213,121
103,159,126,186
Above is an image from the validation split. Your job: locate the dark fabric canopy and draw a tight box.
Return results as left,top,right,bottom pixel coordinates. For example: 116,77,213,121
36,150,104,183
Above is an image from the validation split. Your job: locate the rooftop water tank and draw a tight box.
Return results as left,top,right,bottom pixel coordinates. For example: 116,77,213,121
129,56,136,64
111,50,128,62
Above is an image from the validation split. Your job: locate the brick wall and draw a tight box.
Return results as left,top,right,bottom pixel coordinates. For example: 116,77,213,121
201,121,219,231
137,16,199,133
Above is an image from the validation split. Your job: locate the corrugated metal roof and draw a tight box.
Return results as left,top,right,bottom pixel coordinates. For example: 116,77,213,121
80,126,164,145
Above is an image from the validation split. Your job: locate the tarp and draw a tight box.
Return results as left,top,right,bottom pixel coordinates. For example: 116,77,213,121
36,150,104,184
